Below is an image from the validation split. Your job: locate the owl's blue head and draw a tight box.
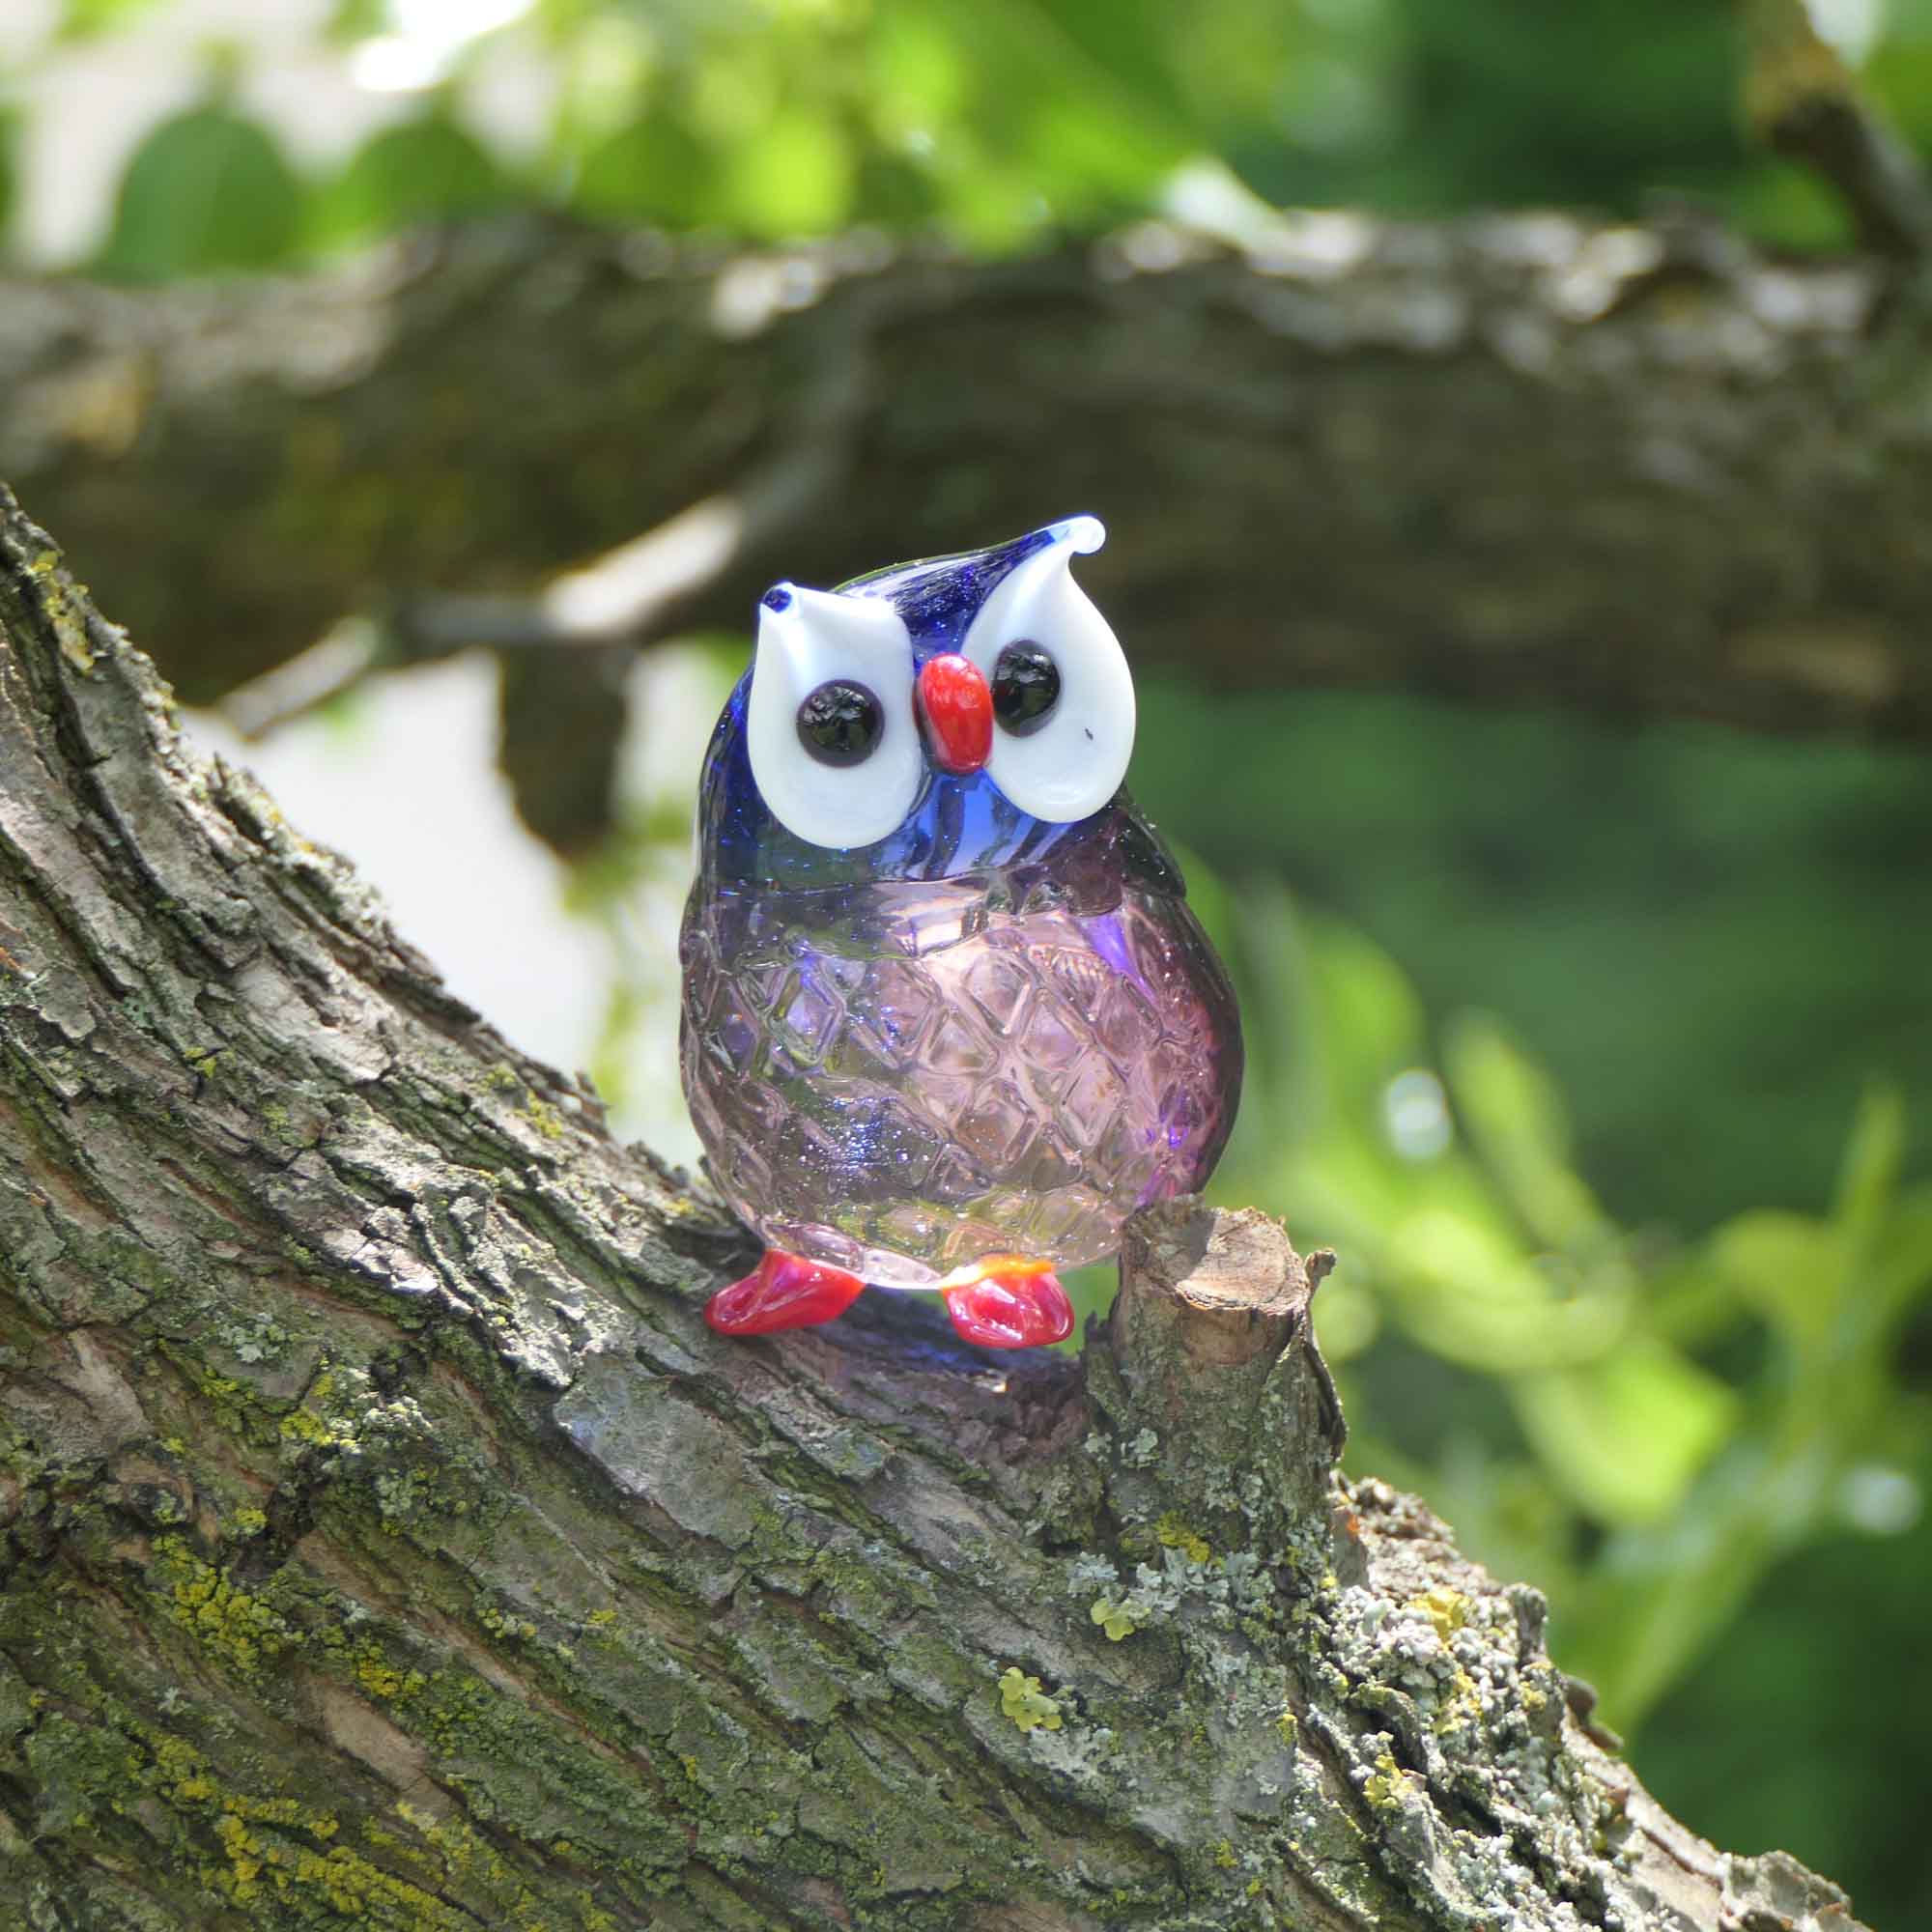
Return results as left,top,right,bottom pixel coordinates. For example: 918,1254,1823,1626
696,516,1140,889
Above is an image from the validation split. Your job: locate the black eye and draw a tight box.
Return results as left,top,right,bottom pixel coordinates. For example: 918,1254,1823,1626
991,640,1060,737
795,680,884,767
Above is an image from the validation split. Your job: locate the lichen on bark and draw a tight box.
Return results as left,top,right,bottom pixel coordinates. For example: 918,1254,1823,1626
0,486,1868,1927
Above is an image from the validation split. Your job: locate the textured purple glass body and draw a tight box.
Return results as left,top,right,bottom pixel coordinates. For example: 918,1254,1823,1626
680,819,1242,1288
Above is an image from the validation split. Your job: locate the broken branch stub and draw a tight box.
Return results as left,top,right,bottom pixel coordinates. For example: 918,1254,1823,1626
1101,1200,1346,1551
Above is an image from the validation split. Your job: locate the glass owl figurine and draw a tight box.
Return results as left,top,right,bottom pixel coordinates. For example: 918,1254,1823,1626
680,516,1242,1349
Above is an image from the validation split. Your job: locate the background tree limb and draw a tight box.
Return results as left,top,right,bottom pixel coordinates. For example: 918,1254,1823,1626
6,213,1932,845
0,486,1872,1927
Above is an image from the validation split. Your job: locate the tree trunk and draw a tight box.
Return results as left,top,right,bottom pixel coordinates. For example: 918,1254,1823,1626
0,485,1869,1929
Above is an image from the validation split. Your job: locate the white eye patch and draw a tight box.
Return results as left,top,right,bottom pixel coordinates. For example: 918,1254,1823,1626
958,517,1133,824
746,586,923,849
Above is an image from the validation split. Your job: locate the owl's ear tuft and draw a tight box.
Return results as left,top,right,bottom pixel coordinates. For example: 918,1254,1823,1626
1049,514,1106,556
754,583,906,664
749,585,921,849
961,523,1133,823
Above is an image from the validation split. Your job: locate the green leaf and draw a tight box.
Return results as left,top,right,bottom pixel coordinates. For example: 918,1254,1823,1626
1867,1187,1932,1337
1862,36,1932,149
1378,1205,1629,1374
851,150,942,225
866,9,970,136
1705,1208,1842,1353
1696,1088,1908,1365
1514,1341,1740,1526
98,106,303,281
573,115,718,228
1031,0,1196,127
324,0,388,43
717,107,853,237
1572,1479,1776,1726
1724,158,1856,253
1307,918,1426,1101
1023,93,1183,202
928,0,1192,139
58,0,166,40
311,113,510,247
1645,1249,1756,1351
1832,1083,1904,1253
933,152,1054,251
1443,1011,1605,1252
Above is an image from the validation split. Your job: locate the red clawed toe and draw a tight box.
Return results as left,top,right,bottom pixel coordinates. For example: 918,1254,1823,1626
943,1264,1074,1350
704,1250,867,1337
707,1250,1072,1350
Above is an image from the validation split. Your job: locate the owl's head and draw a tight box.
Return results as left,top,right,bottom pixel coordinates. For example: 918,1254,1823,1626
697,517,1139,887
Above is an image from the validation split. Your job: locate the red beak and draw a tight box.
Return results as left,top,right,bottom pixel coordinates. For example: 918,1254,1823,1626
918,654,993,775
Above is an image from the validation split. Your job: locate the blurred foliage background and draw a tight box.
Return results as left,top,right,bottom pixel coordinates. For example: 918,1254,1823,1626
5,0,1930,1921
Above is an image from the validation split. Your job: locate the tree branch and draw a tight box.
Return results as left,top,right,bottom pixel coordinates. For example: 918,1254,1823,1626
0,485,1872,1926
5,214,1929,788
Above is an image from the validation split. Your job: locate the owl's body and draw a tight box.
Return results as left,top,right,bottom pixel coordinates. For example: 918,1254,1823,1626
681,518,1242,1347
682,778,1239,1286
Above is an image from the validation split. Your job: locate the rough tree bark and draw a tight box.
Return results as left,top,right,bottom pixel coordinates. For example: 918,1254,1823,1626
6,211,1932,843
0,489,1872,1929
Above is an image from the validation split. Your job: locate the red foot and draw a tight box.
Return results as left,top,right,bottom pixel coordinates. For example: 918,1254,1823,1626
943,1264,1074,1350
705,1250,866,1337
